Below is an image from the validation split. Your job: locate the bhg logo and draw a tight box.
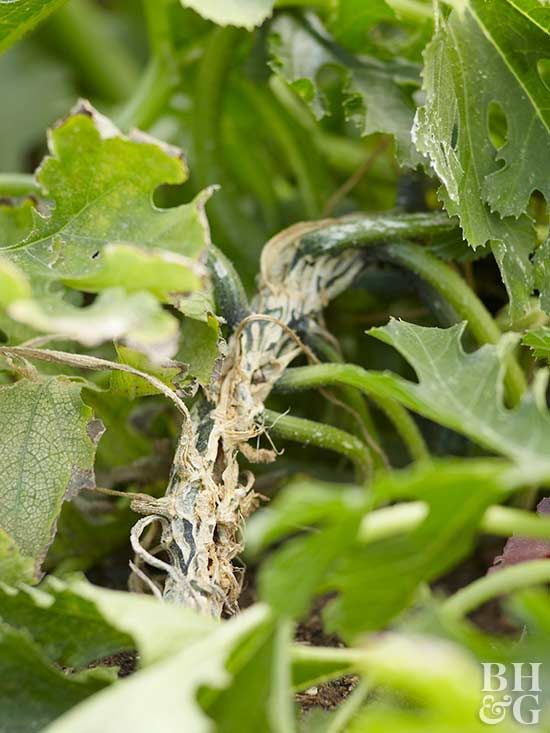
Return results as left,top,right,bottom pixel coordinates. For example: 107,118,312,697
479,663,542,726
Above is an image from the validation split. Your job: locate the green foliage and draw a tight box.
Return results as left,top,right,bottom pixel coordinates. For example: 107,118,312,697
254,461,506,639
65,243,203,301
269,13,421,165
47,599,290,733
109,345,185,399
413,0,550,315
369,320,550,481
7,104,209,283
534,237,550,312
347,633,515,733
0,0,549,729
0,199,33,246
0,257,31,307
328,0,396,52
0,528,34,584
0,0,68,54
0,621,112,733
0,42,74,171
0,102,212,356
0,578,133,667
0,377,100,576
524,326,550,361
177,313,221,386
0,577,296,732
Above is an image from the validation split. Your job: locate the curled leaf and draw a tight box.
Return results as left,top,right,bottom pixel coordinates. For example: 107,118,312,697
9,289,180,361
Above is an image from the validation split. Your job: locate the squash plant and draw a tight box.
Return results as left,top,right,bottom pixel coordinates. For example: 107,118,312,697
1,0,550,731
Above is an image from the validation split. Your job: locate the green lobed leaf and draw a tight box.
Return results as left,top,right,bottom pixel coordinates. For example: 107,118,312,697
2,101,210,290
369,319,550,481
413,1,546,314
179,0,274,30
0,0,68,55
269,14,421,165
0,103,213,354
472,0,550,217
0,377,102,576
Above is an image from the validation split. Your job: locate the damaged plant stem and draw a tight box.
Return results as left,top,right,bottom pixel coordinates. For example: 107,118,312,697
126,210,520,617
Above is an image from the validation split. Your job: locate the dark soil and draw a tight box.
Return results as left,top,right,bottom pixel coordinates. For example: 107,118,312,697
296,675,359,713
89,651,138,678
435,535,519,635
295,595,342,648
86,544,133,591
294,596,359,714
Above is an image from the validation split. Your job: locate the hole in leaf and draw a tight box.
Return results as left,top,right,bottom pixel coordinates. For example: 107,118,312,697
538,59,550,93
450,122,458,150
487,101,508,150
153,183,193,209
91,250,100,259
